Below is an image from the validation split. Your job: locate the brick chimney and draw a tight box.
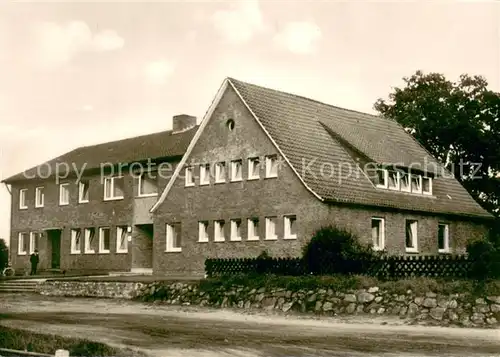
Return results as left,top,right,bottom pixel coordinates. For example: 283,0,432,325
172,114,197,134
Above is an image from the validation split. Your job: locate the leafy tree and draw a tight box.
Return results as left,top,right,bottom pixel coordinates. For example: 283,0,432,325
0,238,8,271
374,70,500,216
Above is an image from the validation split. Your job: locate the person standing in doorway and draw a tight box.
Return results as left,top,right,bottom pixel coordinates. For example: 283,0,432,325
30,250,39,275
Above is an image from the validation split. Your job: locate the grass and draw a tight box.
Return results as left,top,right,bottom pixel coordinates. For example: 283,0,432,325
0,326,143,357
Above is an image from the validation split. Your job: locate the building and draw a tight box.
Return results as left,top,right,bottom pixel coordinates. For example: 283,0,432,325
2,77,493,276
2,115,197,274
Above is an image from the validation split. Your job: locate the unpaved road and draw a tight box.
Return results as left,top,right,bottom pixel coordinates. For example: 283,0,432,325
1,294,499,357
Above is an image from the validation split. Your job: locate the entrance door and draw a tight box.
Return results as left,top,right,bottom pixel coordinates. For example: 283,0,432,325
48,230,62,269
131,224,153,273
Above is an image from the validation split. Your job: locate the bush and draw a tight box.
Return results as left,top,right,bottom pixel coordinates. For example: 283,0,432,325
302,226,377,275
0,238,8,271
466,238,500,280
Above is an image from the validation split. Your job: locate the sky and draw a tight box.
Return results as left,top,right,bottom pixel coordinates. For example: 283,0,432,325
0,0,499,246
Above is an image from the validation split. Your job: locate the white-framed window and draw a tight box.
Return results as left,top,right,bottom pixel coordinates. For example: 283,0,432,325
99,227,111,253
138,172,158,196
59,183,70,205
265,216,277,240
410,174,422,193
230,219,242,241
19,189,28,209
400,173,411,192
422,176,432,195
70,228,82,254
248,157,260,180
185,166,195,187
284,215,297,239
371,218,385,251
166,223,182,252
116,226,128,253
388,170,399,190
265,155,278,178
214,220,225,242
405,220,418,253
198,221,209,242
84,227,96,254
18,232,28,255
78,180,90,203
215,162,226,183
438,223,450,253
375,169,388,188
29,232,41,254
247,218,259,241
231,160,243,182
200,164,210,185
35,187,44,208
104,176,124,200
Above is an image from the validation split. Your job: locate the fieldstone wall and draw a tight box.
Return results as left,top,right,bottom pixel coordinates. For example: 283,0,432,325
39,280,500,327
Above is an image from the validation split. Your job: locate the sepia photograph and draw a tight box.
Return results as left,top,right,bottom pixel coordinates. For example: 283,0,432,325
0,0,499,356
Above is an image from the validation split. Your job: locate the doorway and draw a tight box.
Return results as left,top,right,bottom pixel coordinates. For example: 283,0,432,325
47,229,62,269
131,224,153,272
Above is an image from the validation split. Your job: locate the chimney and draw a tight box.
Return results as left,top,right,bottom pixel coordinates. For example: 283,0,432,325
172,114,197,134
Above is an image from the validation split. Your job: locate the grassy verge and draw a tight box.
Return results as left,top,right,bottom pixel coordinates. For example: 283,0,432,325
0,326,143,357
198,274,500,296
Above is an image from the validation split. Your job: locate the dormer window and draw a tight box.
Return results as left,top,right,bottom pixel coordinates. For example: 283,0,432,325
374,168,432,196
400,172,411,192
422,176,432,195
375,169,387,188
388,171,399,190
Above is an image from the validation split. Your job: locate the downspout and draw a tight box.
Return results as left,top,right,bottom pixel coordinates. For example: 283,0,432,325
3,182,12,269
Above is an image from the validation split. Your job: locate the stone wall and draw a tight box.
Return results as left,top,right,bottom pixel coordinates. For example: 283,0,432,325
38,280,500,327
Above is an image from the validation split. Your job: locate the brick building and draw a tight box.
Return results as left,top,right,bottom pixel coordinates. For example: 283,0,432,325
2,77,493,276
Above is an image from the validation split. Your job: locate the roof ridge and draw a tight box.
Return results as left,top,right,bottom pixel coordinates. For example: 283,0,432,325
227,77,386,121
78,128,176,149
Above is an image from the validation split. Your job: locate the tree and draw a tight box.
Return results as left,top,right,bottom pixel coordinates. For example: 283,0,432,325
0,238,8,271
374,70,500,217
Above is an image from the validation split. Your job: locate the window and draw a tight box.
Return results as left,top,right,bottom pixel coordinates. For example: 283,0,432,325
405,220,418,253
375,169,387,188
411,174,422,193
35,187,44,208
438,223,450,253
59,183,70,205
215,162,226,183
84,228,96,254
18,232,28,255
116,226,128,253
138,172,158,196
78,180,90,203
166,223,182,252
200,164,210,185
104,177,124,200
265,216,277,240
284,215,297,239
29,232,41,254
400,173,411,192
248,157,260,180
230,219,242,241
185,166,195,187
422,177,432,195
99,227,111,253
19,189,27,209
71,229,82,254
388,171,399,190
265,155,278,178
231,160,243,182
247,218,259,241
198,221,209,242
226,119,235,131
371,218,385,251
214,220,225,242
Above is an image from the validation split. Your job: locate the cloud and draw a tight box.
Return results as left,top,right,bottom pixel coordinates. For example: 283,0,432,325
212,1,265,44
32,21,124,68
144,60,175,85
274,21,322,55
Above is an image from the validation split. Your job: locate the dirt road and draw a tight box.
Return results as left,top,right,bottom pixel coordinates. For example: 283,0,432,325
1,293,499,357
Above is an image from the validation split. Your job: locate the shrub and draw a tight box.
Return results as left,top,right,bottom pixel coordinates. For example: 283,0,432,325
302,226,376,275
0,238,8,271
466,238,500,280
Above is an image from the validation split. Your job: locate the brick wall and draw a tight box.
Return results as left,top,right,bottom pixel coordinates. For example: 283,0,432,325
152,85,489,276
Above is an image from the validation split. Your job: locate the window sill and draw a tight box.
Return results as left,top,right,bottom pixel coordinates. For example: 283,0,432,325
247,237,260,241
116,250,128,254
264,175,278,179
214,239,225,243
264,236,278,241
438,250,451,254
70,251,81,255
103,197,124,201
198,240,209,243
137,193,158,198
372,247,385,252
184,183,195,188
214,180,226,185
19,207,28,210
98,251,110,254
84,251,96,254
59,202,69,206
199,182,210,186
230,237,242,242
18,252,27,256
165,249,182,253
284,236,297,240
78,200,89,204
247,176,260,181
230,178,243,183
35,205,44,209
405,248,419,254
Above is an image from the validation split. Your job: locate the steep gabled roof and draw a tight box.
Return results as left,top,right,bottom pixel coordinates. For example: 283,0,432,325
152,77,492,219
2,126,198,183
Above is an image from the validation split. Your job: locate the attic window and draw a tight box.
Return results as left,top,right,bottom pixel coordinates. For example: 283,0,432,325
226,119,235,131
